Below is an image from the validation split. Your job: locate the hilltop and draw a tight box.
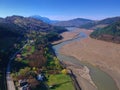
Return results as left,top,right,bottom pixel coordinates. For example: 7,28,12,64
0,15,67,51
80,16,120,29
53,18,94,27
30,15,59,24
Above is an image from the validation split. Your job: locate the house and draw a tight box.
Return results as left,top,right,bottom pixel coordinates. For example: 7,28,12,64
19,79,28,87
16,54,21,58
37,74,44,81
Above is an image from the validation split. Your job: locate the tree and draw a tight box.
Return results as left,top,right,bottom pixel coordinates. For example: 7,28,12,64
28,51,47,68
19,67,31,75
17,67,31,79
11,73,18,81
27,77,39,88
61,69,68,74
54,57,61,70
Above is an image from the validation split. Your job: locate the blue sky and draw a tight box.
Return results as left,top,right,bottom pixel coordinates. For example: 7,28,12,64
0,0,120,20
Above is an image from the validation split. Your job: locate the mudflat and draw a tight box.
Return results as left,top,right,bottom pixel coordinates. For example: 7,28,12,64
60,29,120,90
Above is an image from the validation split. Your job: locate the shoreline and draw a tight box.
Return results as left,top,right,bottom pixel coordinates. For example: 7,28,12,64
52,28,93,45
59,29,120,90
61,60,97,90
53,28,98,90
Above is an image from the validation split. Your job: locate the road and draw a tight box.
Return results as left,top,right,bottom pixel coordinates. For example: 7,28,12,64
6,44,27,90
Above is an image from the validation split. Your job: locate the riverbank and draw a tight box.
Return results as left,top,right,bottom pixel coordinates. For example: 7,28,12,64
53,28,98,90
52,28,93,44
60,28,120,90
62,60,97,90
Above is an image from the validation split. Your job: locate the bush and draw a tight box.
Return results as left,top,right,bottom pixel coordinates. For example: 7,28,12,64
61,69,68,75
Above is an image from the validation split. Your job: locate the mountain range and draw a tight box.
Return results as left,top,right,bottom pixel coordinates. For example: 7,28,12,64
29,15,120,30
80,16,120,29
0,15,68,35
53,18,94,27
0,15,120,45
0,15,53,32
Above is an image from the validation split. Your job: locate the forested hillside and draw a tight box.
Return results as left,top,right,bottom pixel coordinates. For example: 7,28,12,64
90,21,120,43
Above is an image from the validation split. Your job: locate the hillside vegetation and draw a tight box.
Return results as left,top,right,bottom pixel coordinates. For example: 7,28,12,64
90,21,120,43
0,15,67,90
80,16,120,29
0,15,67,51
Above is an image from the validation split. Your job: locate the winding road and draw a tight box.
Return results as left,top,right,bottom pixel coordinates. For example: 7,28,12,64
6,44,27,90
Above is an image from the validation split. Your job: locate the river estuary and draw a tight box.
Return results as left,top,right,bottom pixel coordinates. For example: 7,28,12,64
53,27,118,90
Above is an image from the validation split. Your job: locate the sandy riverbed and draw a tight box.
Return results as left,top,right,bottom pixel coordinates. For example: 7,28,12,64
59,28,120,90
63,61,97,90
52,28,92,44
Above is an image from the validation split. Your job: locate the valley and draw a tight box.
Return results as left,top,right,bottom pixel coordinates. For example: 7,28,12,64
1,0,120,90
0,15,120,90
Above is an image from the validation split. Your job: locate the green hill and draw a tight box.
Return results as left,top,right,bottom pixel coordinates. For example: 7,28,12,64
90,21,120,43
80,16,120,29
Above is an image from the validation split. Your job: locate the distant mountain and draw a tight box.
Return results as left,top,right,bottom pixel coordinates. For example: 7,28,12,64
90,21,120,43
0,18,4,22
2,15,54,32
53,18,94,27
0,15,67,34
80,16,120,29
30,15,59,24
97,16,120,25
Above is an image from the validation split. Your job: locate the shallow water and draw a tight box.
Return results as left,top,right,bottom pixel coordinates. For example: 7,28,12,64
53,28,118,90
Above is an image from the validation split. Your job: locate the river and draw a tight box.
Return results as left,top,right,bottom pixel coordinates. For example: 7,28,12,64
53,27,118,90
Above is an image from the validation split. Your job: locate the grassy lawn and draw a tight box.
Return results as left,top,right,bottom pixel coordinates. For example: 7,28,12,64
22,45,35,56
46,74,75,90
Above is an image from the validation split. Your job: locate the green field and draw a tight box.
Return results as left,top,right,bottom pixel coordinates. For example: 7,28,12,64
46,74,75,90
21,45,35,56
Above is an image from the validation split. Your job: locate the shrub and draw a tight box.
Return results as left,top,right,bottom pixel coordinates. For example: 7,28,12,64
61,69,68,75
